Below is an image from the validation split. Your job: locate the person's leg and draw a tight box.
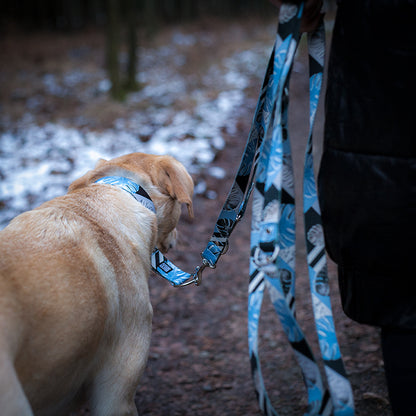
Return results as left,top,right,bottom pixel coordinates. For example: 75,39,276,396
381,327,416,416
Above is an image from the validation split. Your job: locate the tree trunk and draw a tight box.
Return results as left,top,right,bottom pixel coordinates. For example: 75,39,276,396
144,0,158,38
125,0,139,91
106,0,124,100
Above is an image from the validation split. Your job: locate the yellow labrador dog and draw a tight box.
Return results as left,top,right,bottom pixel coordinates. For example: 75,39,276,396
0,152,193,416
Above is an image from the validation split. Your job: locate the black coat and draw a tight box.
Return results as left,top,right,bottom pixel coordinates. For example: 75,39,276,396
318,0,416,328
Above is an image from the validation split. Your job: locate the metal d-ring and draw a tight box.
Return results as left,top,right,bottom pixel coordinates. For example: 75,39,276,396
252,245,279,268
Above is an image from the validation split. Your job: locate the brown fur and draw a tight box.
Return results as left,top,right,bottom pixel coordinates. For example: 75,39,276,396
0,153,193,416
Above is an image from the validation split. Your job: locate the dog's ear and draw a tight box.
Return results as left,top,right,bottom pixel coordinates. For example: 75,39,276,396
94,158,108,169
68,159,109,193
158,157,194,218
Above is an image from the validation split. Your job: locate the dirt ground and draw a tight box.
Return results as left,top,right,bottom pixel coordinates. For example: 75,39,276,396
0,17,392,416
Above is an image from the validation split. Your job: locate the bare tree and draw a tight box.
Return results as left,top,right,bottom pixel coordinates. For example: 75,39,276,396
125,0,139,91
106,0,124,100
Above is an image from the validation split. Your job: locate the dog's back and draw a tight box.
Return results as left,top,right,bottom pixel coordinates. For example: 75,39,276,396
0,152,193,415
0,188,154,415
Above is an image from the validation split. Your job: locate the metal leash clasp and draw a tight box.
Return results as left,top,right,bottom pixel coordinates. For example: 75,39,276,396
173,240,228,287
175,259,210,287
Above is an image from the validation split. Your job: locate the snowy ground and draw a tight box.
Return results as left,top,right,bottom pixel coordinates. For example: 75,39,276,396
0,24,275,229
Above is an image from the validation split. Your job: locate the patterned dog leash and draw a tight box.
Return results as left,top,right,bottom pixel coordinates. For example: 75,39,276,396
151,23,277,287
152,4,354,414
248,4,354,416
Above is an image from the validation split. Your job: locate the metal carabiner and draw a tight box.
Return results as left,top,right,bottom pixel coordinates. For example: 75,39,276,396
174,260,208,287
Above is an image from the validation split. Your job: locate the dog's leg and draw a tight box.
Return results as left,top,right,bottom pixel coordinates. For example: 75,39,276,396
89,311,152,416
0,356,34,416
89,342,151,416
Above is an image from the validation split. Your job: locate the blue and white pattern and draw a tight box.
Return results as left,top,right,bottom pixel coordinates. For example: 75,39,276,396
150,2,355,414
302,23,354,415
94,176,156,213
201,40,279,269
151,248,198,286
248,3,355,416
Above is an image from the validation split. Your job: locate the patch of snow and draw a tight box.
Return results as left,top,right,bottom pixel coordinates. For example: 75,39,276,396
206,190,218,200
194,180,207,195
0,30,270,229
207,166,227,179
42,73,67,96
97,79,112,93
172,31,196,47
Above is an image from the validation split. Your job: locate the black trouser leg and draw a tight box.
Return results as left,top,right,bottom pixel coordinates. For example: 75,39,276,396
381,327,416,416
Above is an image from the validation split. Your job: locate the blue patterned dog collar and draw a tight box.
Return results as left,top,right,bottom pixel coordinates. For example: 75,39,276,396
94,176,156,214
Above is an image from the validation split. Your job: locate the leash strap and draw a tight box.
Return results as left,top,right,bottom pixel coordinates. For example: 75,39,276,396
150,3,355,414
248,4,354,415
151,248,204,287
303,23,354,415
152,38,278,286
200,49,275,268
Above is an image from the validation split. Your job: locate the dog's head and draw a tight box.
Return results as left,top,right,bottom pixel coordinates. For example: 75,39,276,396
68,152,194,253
